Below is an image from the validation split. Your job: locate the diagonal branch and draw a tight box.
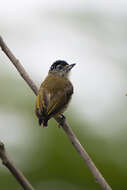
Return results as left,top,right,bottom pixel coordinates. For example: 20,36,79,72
0,36,112,190
0,142,35,190
0,36,38,95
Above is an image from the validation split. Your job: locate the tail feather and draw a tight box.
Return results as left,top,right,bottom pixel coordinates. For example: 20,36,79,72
39,118,42,126
38,118,48,127
43,119,48,127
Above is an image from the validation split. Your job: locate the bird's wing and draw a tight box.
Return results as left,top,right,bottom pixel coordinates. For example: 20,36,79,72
36,75,73,120
36,88,50,117
46,85,73,117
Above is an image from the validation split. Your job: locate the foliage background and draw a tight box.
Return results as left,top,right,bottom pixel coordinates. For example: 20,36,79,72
0,1,127,189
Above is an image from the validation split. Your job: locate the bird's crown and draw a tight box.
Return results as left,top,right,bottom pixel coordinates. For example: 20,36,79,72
50,60,69,71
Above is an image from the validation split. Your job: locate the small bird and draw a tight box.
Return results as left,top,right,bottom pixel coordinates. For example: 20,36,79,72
35,60,76,127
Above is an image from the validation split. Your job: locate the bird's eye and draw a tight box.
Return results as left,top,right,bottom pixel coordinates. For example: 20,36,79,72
57,65,63,70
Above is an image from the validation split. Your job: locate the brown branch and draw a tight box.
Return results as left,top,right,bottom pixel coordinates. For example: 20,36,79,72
0,142,35,190
0,36,112,190
0,36,38,95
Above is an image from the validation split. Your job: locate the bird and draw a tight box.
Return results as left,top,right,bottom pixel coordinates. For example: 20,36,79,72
35,60,76,127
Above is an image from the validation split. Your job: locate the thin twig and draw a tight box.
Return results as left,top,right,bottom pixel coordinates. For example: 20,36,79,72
0,142,35,190
0,36,38,95
0,36,112,190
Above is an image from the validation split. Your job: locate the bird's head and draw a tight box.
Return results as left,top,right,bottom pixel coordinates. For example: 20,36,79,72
49,60,76,78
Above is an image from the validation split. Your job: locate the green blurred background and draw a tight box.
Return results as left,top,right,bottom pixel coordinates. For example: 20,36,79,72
1,1,127,189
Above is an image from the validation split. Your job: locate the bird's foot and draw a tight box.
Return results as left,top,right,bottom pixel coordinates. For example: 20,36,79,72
57,114,66,128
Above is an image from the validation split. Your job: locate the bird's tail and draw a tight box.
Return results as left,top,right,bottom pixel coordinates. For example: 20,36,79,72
39,118,48,128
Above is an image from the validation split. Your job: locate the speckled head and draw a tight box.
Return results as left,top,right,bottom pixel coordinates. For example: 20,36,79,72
49,60,76,77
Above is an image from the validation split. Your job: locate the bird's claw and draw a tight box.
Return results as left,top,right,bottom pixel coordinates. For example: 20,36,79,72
57,114,66,128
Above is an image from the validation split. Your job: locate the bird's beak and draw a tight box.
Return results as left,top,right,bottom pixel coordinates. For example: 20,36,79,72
66,63,76,72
